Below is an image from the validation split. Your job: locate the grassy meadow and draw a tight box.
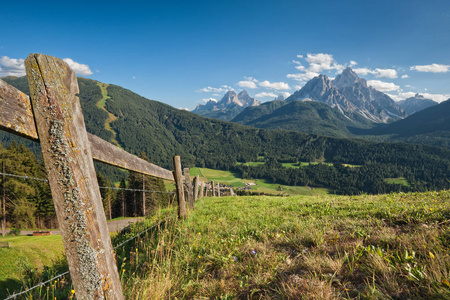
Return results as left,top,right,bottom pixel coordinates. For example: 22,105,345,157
188,167,330,196
0,235,66,298
2,190,450,299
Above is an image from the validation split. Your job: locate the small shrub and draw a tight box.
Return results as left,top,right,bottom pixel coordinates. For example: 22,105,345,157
9,227,21,236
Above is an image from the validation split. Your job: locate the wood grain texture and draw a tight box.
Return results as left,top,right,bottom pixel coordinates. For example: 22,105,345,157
0,79,174,181
193,175,199,203
173,156,186,218
25,53,123,300
184,168,193,209
0,79,38,140
88,133,174,180
199,181,205,198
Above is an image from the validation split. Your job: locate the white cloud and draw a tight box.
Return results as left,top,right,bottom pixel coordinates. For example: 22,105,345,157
0,56,26,77
387,91,450,103
237,77,258,89
179,107,190,111
386,92,416,101
422,93,450,103
287,53,345,84
410,63,450,73
132,76,136,79
374,68,397,78
353,67,397,78
349,60,358,67
367,80,400,92
280,92,291,98
198,85,233,93
353,67,374,75
259,80,290,90
62,58,93,76
202,98,217,103
287,71,319,82
255,92,278,98
401,75,409,79
305,53,344,73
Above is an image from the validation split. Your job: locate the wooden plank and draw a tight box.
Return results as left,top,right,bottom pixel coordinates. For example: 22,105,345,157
88,134,174,180
173,156,186,219
199,181,205,199
0,79,174,181
25,53,123,300
193,175,199,202
0,79,38,140
184,168,193,209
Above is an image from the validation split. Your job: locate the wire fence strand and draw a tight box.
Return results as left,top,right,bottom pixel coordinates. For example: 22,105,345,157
0,171,175,194
4,214,176,299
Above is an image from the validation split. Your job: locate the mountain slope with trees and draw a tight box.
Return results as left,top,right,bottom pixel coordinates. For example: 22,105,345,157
232,100,374,137
2,76,450,198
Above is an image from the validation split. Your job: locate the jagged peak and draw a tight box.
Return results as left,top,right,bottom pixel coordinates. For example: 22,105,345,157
332,67,364,88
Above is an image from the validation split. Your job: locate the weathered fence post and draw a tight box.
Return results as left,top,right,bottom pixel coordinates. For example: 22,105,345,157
184,168,194,209
193,175,199,202
173,156,186,218
25,54,123,299
199,181,205,199
217,182,221,197
2,154,5,237
211,180,215,197
142,174,146,216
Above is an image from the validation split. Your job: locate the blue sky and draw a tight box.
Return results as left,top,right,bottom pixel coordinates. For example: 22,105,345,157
1,0,450,110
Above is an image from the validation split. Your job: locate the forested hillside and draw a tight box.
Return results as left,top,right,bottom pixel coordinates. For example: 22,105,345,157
2,76,450,196
231,100,374,137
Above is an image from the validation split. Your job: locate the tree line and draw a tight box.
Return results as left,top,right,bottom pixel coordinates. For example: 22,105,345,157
0,142,170,230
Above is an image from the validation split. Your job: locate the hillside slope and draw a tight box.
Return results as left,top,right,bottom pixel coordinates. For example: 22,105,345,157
372,98,450,149
232,100,374,138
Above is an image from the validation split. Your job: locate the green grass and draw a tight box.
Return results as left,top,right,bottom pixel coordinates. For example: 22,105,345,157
385,177,411,187
189,167,331,195
251,179,329,196
192,168,246,188
118,190,450,299
4,191,450,299
236,161,265,167
282,162,301,168
96,82,111,109
0,235,65,298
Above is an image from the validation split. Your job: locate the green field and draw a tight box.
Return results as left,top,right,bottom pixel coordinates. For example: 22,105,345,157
0,235,66,298
384,177,411,187
121,190,450,299
3,190,450,299
190,167,329,195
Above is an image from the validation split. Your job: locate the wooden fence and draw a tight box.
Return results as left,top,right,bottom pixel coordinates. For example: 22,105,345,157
0,53,230,299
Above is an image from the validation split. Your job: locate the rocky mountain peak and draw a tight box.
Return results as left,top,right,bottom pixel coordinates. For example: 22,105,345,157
275,94,286,101
333,67,365,88
397,94,438,115
192,89,260,121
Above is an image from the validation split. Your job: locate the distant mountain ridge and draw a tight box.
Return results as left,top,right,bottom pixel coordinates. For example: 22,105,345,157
286,68,406,123
372,98,450,148
397,94,438,115
192,90,260,121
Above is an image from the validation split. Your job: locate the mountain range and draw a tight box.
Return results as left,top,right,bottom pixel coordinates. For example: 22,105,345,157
191,68,447,146
192,90,260,121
